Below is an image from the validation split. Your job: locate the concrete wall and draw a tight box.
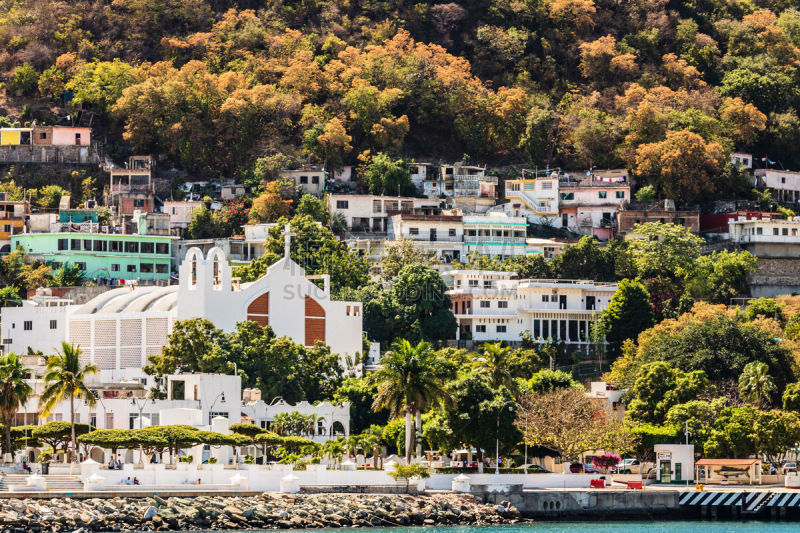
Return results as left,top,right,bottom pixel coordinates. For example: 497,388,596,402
426,473,602,490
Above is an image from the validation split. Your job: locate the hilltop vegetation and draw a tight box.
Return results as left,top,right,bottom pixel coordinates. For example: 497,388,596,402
0,0,797,193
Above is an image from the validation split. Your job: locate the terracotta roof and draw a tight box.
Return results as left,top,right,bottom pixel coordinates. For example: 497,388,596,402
695,458,759,466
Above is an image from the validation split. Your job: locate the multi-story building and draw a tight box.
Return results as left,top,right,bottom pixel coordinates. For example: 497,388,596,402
424,164,497,199
700,210,775,237
503,174,560,224
558,170,630,240
107,155,155,216
0,194,28,252
409,162,433,192
327,194,442,234
164,200,203,237
444,270,617,350
728,217,800,297
755,169,800,204
731,152,753,169
0,125,96,164
616,200,700,235
387,213,464,263
282,166,326,196
462,213,528,258
12,232,173,283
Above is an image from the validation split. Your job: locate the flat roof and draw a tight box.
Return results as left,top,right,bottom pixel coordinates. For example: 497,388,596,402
695,458,759,466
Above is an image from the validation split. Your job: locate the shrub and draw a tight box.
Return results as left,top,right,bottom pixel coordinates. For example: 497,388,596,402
244,454,255,464
179,454,194,463
207,456,218,464
592,452,621,470
388,463,430,479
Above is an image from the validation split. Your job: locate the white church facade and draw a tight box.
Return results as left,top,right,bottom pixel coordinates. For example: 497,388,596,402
1,225,364,381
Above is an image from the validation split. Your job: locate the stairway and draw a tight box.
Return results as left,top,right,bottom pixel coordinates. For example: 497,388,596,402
2,474,84,492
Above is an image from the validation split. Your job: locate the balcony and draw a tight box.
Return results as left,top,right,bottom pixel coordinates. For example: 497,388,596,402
464,236,526,245
50,222,101,233
454,308,516,317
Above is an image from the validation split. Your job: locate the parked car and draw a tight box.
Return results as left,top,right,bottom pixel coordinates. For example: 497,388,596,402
613,458,656,476
570,463,600,473
783,462,797,474
520,464,551,473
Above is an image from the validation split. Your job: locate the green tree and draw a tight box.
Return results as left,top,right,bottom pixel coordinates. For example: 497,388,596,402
627,222,704,278
703,406,760,458
664,398,725,453
39,343,98,462
8,63,38,96
145,318,226,377
0,286,21,308
550,236,615,281
187,206,228,239
472,342,517,393
0,353,33,456
380,239,439,281
527,369,581,393
634,185,656,202
66,60,138,113
228,423,263,437
755,410,800,467
370,339,447,463
599,279,654,357
362,264,457,345
745,297,785,324
503,255,553,279
625,362,709,425
738,361,777,409
783,382,800,412
295,194,328,223
359,153,414,196
38,185,67,210
50,264,86,287
685,250,758,304
332,377,388,433
32,421,93,460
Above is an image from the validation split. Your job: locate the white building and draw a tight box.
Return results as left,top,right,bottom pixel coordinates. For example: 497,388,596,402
558,170,629,240
282,166,326,196
2,226,364,381
1,292,75,356
525,238,566,259
731,152,753,169
241,397,350,442
463,213,528,258
755,169,800,204
729,217,800,257
503,174,560,224
444,270,617,349
423,164,496,199
163,200,202,237
328,194,442,234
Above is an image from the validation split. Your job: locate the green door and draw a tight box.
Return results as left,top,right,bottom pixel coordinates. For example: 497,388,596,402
674,463,682,482
660,460,671,483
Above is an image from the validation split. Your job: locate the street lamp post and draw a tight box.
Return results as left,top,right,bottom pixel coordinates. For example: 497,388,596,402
130,398,154,429
208,392,226,424
495,402,515,475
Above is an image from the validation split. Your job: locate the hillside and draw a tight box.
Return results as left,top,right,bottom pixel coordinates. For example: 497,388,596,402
0,0,796,199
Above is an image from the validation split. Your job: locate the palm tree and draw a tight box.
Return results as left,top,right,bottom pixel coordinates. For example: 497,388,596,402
321,438,346,468
472,342,517,393
370,339,446,464
738,361,777,408
0,353,33,458
39,343,98,463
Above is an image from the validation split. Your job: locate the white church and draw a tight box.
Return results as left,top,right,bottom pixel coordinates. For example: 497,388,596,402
1,225,364,382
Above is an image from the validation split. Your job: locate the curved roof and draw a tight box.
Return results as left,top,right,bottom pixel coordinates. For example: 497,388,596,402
73,285,179,315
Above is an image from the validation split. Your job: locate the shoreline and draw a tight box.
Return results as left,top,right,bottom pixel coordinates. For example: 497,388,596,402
0,493,528,532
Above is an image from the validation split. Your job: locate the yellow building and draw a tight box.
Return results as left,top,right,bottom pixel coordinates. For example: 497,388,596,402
0,196,28,250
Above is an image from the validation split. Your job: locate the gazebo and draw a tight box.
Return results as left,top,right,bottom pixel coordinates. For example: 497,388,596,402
695,458,762,485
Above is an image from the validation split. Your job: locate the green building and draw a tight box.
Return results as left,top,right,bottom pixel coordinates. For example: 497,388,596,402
12,233,174,282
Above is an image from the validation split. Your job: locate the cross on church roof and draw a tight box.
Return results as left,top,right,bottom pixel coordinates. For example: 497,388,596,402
281,223,296,259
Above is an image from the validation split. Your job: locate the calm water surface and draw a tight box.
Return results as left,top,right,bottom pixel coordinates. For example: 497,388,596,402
199,523,800,533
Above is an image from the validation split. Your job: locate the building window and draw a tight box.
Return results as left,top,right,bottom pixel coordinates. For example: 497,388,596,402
50,320,57,329
475,325,486,333
299,176,308,184
783,228,789,236
774,228,780,236
111,264,120,272
496,325,507,333
336,200,349,209
468,279,479,287
756,227,763,235
93,240,107,252
1,224,9,233
23,321,32,331
156,264,168,274
133,199,145,208
70,239,81,250
156,242,169,254
74,133,81,144
141,242,154,254
782,177,786,183
616,191,625,198
75,262,86,270
57,239,68,251
409,227,419,235
449,228,456,237
484,280,493,288
83,239,92,250
498,301,508,308
541,182,553,190
110,240,122,252
140,263,154,273
480,301,490,308
39,132,46,140
312,176,319,184
125,241,139,253
560,193,574,200
373,200,382,213
542,295,549,302
127,264,137,272
598,191,607,199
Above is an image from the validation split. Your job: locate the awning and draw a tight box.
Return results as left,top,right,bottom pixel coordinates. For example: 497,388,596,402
696,458,759,466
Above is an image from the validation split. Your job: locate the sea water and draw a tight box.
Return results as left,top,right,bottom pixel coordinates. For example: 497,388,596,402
194,523,800,533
